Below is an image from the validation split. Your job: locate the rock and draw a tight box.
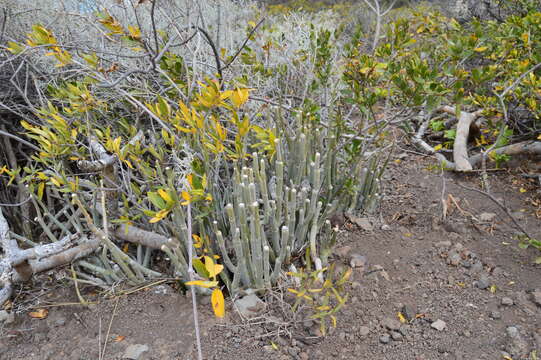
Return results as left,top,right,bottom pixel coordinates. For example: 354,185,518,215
299,352,309,360
475,274,490,290
505,326,529,358
358,326,370,337
401,304,417,321
0,310,15,324
379,334,391,344
435,241,452,251
382,317,401,331
532,289,541,307
447,251,461,266
470,261,483,273
431,319,446,331
349,254,368,269
381,224,392,231
349,216,374,231
501,297,514,306
234,293,265,318
338,331,346,341
391,331,403,341
287,346,299,357
479,212,497,222
123,344,149,360
490,310,501,320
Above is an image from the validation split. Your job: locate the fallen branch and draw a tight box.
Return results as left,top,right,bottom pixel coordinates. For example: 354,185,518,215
1,207,101,304
438,106,484,171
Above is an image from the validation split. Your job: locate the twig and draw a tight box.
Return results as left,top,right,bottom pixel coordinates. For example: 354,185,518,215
186,202,203,360
100,297,120,360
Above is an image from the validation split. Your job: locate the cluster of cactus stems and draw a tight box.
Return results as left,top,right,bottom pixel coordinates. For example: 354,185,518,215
156,124,385,295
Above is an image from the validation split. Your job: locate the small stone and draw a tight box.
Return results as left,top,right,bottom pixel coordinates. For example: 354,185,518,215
461,260,472,269
447,251,461,266
391,331,403,341
435,241,452,250
0,310,15,324
381,224,392,231
462,330,471,338
501,297,514,306
358,326,370,337
299,352,309,360
471,261,483,273
401,304,417,321
287,347,299,357
350,216,374,231
431,319,446,331
234,293,266,318
452,243,464,252
379,334,391,344
475,274,490,290
490,311,501,320
123,344,149,360
382,317,401,331
349,254,368,269
479,212,497,222
531,289,541,307
339,331,346,341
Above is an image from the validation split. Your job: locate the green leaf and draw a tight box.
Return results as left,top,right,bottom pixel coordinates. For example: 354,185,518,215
147,191,166,210
192,258,210,278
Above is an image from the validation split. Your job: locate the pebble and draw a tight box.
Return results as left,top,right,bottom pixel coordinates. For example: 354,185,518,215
435,241,452,250
233,293,265,318
358,326,370,337
401,304,417,321
391,331,403,341
0,310,15,324
471,261,483,273
501,297,514,306
532,289,541,307
123,344,149,360
475,274,490,290
447,251,461,266
479,212,497,222
381,224,392,231
382,317,401,331
299,352,309,360
431,319,446,331
349,254,368,269
490,310,501,320
379,334,391,344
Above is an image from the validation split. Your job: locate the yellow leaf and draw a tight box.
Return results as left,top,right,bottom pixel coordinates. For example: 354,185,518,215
248,21,256,28
50,177,62,187
122,243,129,253
537,134,541,140
489,284,497,293
433,144,443,151
474,46,488,52
192,234,203,248
28,308,49,319
158,189,173,203
204,256,224,278
181,191,191,205
397,312,406,324
149,209,169,223
37,182,45,200
230,88,251,108
519,187,527,193
185,280,218,288
211,288,225,318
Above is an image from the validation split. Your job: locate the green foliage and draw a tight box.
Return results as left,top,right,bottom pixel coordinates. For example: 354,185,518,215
287,261,351,335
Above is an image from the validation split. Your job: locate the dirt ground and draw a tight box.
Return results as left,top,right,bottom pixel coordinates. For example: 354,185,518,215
1,152,541,360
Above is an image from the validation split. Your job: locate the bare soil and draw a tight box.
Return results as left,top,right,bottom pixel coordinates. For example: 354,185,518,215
1,153,540,360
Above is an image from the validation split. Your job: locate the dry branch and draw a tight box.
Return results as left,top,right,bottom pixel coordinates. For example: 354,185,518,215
439,106,484,171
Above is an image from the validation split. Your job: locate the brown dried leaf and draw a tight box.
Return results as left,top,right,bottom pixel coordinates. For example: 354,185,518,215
28,308,49,319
